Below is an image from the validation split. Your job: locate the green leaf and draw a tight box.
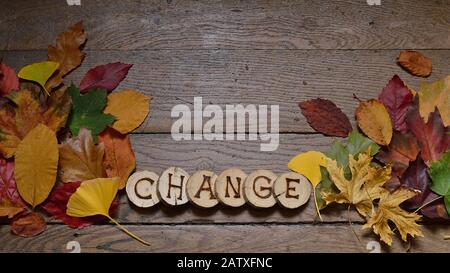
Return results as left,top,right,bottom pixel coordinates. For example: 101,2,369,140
316,166,336,210
429,152,450,214
347,129,380,156
68,85,115,143
327,140,349,168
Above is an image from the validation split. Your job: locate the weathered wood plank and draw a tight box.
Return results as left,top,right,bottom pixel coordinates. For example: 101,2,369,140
1,0,450,50
2,49,450,133
1,224,448,252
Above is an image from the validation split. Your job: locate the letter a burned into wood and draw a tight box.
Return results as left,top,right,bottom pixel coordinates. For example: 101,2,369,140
187,170,218,208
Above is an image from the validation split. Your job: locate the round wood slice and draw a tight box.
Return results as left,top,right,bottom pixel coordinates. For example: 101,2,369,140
126,171,160,208
215,168,247,207
244,170,277,208
158,167,190,206
186,170,218,208
273,172,311,209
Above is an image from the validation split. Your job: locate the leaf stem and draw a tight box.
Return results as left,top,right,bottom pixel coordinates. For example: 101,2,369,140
313,190,323,222
107,216,151,246
414,195,443,213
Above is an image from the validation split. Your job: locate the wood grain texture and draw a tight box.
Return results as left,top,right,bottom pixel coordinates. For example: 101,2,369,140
1,0,450,50
0,223,449,253
2,49,450,133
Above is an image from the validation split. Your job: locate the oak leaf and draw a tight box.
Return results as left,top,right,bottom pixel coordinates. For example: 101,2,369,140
104,89,150,134
98,127,136,189
46,21,87,91
299,98,352,137
323,152,391,217
397,50,432,77
14,124,59,208
0,63,19,96
418,76,450,127
378,75,414,133
68,85,115,142
356,99,393,146
42,181,119,229
59,128,106,183
80,62,133,93
0,88,71,158
406,100,450,164
363,188,423,246
11,212,47,238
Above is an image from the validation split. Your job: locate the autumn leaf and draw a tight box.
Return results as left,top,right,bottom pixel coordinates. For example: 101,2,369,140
378,75,414,133
46,21,87,91
67,177,150,245
98,127,136,189
406,100,450,164
42,181,119,229
59,128,106,183
346,129,380,157
68,85,115,142
11,212,47,238
15,124,59,208
299,98,352,137
356,99,393,146
429,152,450,214
104,89,150,134
18,61,59,95
377,132,420,188
399,156,431,210
323,152,391,217
80,62,133,93
363,188,423,246
397,50,432,78
0,88,71,158
418,76,450,127
0,157,24,206
0,198,24,219
0,63,19,96
421,192,450,220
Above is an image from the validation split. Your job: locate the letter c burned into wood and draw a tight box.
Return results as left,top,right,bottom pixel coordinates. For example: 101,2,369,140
126,171,160,208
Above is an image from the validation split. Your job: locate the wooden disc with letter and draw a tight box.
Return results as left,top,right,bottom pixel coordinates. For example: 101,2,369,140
158,167,190,206
187,170,219,208
244,170,277,208
215,168,247,207
273,172,311,209
126,171,160,208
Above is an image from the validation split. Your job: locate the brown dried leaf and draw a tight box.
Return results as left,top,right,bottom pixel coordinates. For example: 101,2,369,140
397,50,432,78
11,212,47,237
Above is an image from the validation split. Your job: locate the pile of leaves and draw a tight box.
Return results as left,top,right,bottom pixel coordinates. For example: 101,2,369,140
0,21,150,244
289,51,450,246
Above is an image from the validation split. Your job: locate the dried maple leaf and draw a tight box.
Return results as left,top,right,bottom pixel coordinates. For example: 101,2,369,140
46,21,87,91
323,152,391,217
11,212,47,238
0,63,19,96
397,50,432,77
0,88,71,158
406,99,450,164
377,132,420,188
98,127,136,189
80,62,133,93
363,188,423,246
418,76,450,127
59,128,106,183
42,181,119,229
356,99,393,146
299,98,352,137
378,75,414,133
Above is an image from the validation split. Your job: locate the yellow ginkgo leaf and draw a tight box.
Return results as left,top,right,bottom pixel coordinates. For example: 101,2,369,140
103,90,150,134
15,124,59,207
67,178,150,246
18,61,59,95
288,151,328,221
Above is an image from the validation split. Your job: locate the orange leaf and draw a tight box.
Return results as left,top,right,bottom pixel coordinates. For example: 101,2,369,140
46,21,87,91
356,99,393,146
397,50,432,78
98,127,136,189
11,212,47,238
0,198,24,219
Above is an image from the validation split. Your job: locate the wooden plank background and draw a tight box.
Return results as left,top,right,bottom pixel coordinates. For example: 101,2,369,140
1,0,449,253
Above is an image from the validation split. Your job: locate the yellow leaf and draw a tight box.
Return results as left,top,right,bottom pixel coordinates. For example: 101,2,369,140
15,124,59,207
67,177,150,246
363,188,423,246
288,151,327,220
104,90,150,134
323,153,391,217
418,76,450,127
18,61,59,95
288,151,327,187
356,99,393,146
